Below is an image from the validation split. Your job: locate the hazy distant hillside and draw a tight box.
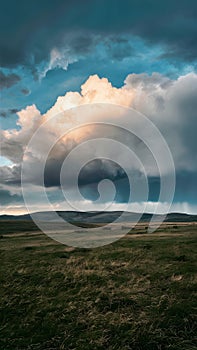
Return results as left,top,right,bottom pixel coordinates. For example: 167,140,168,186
1,211,197,223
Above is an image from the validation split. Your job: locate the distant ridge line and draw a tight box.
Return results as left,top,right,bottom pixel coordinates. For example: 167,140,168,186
0,211,197,223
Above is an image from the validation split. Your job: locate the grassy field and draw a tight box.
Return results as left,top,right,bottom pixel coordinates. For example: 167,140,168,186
0,222,197,350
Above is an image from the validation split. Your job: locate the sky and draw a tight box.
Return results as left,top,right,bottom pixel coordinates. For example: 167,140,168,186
0,0,197,215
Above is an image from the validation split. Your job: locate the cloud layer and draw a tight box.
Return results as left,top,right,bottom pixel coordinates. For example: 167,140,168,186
1,72,197,213
1,1,197,68
0,71,21,90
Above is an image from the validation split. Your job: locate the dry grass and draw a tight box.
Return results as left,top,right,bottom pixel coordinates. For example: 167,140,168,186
0,222,197,349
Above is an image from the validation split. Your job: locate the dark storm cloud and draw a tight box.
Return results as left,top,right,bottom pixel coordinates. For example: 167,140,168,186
9,108,19,114
0,108,19,118
0,0,95,68
71,35,96,55
44,158,126,188
0,71,21,89
78,160,125,187
44,156,197,204
105,37,134,61
21,88,30,95
0,111,7,118
44,157,132,203
1,0,197,68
